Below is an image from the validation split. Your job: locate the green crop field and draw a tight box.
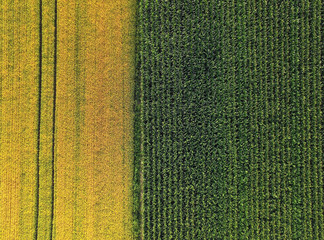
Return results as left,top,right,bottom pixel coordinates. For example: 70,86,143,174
134,0,323,239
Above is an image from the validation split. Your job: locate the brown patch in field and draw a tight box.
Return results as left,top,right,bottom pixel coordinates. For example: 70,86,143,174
54,0,135,239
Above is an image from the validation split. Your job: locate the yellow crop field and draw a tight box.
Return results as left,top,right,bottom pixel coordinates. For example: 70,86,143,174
55,0,135,239
0,0,135,239
0,0,39,239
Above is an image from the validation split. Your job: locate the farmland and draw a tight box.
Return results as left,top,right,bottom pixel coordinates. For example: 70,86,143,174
0,0,135,239
0,1,39,239
135,0,323,239
0,0,323,239
54,0,135,238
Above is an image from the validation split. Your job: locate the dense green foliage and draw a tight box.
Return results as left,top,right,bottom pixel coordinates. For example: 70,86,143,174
134,0,323,239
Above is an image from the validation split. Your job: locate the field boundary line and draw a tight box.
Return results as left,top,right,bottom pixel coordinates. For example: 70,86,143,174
34,0,43,238
49,0,58,239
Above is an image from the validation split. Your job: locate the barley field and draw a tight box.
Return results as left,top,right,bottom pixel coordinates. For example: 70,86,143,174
0,0,135,239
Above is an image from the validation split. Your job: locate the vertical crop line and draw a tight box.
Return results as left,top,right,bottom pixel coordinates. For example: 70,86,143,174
49,0,58,239
34,0,43,239
315,1,323,237
300,1,308,237
138,1,145,239
121,2,126,238
132,0,142,238
148,1,156,237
